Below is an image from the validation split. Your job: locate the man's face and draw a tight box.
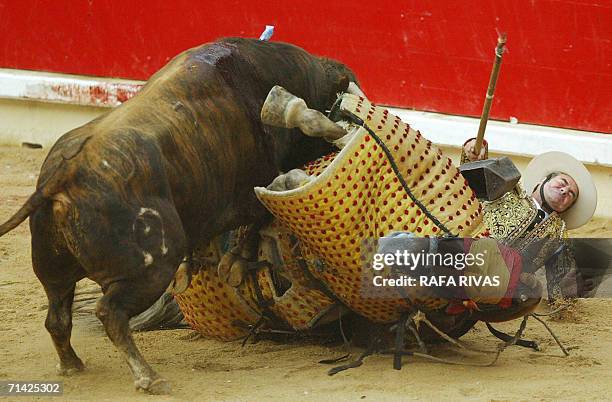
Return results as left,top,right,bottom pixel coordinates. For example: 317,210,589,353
541,173,579,213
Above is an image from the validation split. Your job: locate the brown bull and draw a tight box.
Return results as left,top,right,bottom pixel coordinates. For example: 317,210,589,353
0,37,356,394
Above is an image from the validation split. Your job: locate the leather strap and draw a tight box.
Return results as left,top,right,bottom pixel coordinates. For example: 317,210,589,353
538,173,555,213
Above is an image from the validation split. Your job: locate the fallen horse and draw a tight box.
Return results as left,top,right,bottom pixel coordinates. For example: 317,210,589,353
176,86,597,369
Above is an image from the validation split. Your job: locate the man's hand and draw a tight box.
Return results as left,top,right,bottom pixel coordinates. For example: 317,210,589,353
463,138,487,162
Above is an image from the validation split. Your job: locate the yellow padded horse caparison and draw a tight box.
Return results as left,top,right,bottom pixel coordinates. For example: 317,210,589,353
255,94,488,323
175,223,340,340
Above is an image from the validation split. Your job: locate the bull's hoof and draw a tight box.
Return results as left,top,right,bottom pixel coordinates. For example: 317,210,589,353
135,377,172,395
56,360,85,376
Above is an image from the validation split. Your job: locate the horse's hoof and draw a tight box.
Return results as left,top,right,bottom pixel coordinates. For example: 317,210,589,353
227,260,248,287
218,252,238,282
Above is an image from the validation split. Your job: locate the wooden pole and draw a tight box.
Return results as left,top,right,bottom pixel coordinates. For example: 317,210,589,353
474,33,507,155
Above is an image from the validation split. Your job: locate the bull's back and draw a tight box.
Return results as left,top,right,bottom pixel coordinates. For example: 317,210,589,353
35,38,352,241
90,37,350,178
181,38,351,114
101,39,347,217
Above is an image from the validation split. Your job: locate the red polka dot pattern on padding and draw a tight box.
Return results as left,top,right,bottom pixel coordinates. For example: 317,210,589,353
256,94,488,323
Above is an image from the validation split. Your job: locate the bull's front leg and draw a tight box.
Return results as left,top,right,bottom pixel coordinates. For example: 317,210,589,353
96,281,172,394
94,202,187,394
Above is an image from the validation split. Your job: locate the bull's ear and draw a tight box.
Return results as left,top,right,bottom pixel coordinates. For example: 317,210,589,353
320,57,353,92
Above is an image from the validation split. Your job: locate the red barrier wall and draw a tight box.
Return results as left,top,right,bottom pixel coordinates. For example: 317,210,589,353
0,0,610,133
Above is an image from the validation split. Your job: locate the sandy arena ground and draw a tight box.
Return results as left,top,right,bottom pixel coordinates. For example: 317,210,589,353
1,145,611,401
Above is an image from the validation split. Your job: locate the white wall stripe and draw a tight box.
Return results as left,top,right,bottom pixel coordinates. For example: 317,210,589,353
0,68,143,108
0,68,610,166
387,107,612,167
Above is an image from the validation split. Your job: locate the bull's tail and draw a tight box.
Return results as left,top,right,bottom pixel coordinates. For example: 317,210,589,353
0,133,88,238
0,191,47,236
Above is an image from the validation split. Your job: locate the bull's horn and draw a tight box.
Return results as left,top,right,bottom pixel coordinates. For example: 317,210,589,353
261,85,347,141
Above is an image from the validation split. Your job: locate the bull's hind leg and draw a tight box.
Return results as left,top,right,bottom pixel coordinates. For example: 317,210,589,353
31,208,86,375
95,280,173,395
43,282,85,375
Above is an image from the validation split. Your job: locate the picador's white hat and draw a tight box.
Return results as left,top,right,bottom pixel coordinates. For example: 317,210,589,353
523,151,597,229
